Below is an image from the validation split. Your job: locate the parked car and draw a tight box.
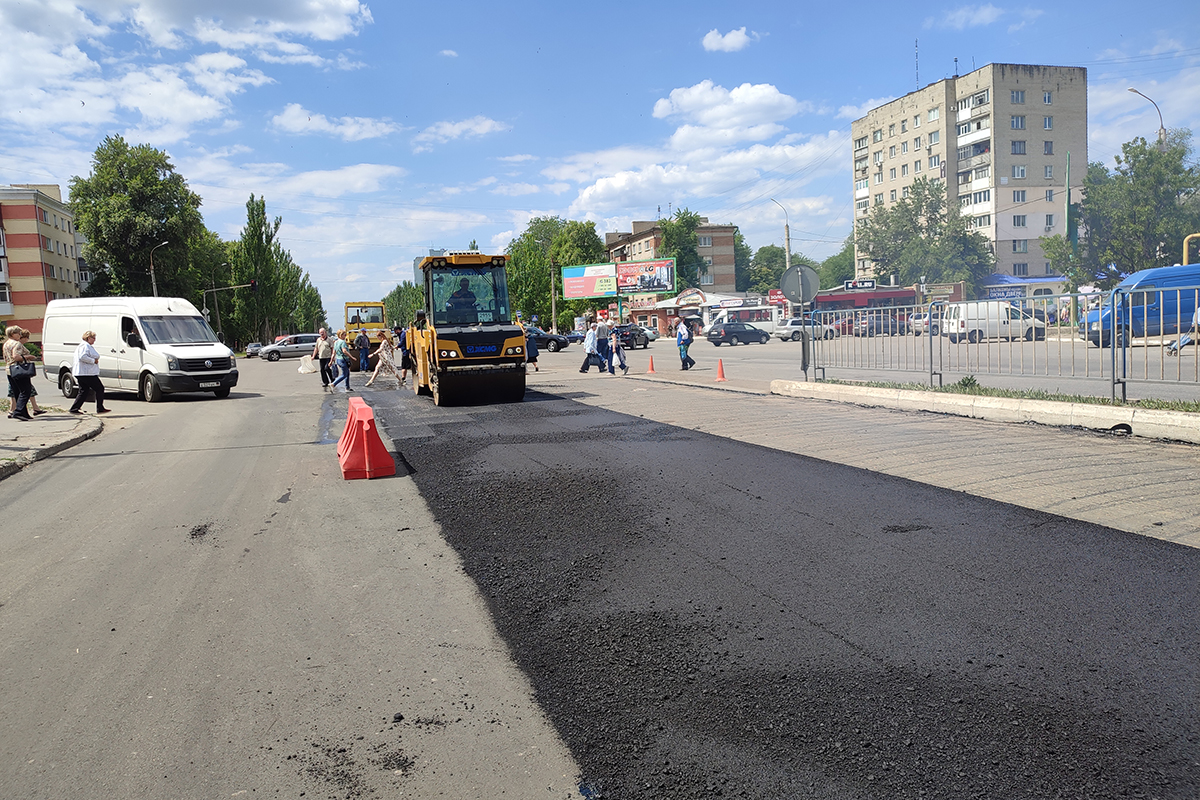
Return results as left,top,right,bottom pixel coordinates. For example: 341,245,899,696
615,323,650,349
642,327,660,341
244,342,263,357
774,316,838,342
945,301,1045,343
259,333,320,361
706,321,770,346
854,312,908,337
524,326,570,352
910,312,944,337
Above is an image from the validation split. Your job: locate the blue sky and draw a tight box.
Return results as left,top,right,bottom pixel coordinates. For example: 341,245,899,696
2,1,1198,320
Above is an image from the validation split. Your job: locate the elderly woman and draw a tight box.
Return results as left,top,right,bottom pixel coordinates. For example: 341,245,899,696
7,330,46,416
69,330,110,414
4,325,36,421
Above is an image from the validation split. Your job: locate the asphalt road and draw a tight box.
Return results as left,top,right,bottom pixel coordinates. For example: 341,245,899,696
369,375,1200,799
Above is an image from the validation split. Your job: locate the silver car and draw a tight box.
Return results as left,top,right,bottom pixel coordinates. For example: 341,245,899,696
774,316,837,341
259,333,320,361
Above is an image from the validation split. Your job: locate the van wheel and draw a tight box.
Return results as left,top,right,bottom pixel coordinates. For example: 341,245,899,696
141,373,163,403
930,324,940,337
59,372,78,399
967,330,981,344
1024,327,1036,341
948,334,960,344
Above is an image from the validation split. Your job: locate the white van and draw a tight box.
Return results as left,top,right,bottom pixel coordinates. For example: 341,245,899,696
944,301,1046,343
42,297,238,402
704,304,784,335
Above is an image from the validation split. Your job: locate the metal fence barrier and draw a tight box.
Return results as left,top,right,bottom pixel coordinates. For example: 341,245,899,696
805,286,1200,399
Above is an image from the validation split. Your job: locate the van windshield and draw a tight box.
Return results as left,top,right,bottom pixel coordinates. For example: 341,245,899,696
140,315,220,344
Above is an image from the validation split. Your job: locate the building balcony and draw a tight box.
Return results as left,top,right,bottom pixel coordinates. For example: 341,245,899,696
0,301,13,317
958,152,992,171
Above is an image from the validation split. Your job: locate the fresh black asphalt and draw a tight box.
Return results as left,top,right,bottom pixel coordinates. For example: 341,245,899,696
372,386,1200,799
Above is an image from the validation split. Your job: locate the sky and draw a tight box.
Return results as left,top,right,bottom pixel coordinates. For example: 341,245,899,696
2,0,1199,321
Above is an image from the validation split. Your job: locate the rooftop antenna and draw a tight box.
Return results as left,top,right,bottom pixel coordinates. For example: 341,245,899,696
915,39,919,88
954,57,959,78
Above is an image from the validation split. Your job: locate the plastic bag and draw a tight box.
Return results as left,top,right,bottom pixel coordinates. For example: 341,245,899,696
298,355,318,374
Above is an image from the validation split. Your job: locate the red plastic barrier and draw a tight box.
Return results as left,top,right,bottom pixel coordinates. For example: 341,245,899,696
338,397,396,480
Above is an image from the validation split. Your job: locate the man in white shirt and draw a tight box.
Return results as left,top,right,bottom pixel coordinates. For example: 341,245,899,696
69,330,110,414
579,323,600,373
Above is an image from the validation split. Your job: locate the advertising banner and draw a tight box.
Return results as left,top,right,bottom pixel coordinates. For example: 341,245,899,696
561,263,617,299
615,259,675,293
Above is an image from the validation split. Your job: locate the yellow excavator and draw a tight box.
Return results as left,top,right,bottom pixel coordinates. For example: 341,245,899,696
408,251,527,405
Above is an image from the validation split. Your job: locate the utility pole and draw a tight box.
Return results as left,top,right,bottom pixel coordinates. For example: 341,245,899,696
1128,87,1167,152
149,240,168,297
771,199,792,312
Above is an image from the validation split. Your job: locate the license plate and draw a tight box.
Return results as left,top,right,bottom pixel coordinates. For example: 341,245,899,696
199,381,220,388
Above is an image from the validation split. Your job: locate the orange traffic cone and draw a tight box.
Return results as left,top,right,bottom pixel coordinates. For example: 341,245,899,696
647,356,656,374
715,359,727,382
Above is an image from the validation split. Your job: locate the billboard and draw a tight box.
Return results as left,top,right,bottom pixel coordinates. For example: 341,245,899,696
561,263,617,299
616,258,675,293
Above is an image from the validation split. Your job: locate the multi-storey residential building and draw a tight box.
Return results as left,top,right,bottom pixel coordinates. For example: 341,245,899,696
852,64,1086,283
605,218,738,295
0,184,83,344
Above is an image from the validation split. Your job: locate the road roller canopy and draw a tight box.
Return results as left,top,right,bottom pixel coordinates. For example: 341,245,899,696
427,262,513,327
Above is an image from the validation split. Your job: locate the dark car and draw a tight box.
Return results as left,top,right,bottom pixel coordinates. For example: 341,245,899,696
564,330,586,344
854,312,907,337
524,326,569,352
614,324,650,349
706,322,770,346
244,342,263,358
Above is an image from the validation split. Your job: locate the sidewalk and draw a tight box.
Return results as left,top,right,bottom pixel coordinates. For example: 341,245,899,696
0,410,104,480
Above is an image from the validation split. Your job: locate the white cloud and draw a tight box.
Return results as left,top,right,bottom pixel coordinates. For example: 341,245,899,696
1007,9,1044,32
498,154,537,163
411,115,508,152
924,3,1004,30
271,103,402,141
492,183,541,196
653,80,804,131
837,97,896,120
701,27,758,53
440,49,458,57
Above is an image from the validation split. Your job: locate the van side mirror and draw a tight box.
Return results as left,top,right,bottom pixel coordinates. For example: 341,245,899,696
127,333,144,349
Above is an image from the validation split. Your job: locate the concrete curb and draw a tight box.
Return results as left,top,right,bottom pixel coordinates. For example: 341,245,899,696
770,380,1200,444
0,417,104,481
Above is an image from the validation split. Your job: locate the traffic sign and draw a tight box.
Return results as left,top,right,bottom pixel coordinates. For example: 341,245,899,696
780,264,820,304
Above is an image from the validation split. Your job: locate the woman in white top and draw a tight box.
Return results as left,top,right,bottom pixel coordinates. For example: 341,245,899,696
69,330,110,414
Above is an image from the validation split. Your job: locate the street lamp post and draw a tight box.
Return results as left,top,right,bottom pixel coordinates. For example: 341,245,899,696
771,199,793,312
1128,87,1167,152
149,240,169,297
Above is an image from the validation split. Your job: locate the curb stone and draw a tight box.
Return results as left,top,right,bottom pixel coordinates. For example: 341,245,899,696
0,417,104,481
771,380,1200,445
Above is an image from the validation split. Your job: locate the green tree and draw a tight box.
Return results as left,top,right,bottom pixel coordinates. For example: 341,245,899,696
854,177,994,297
506,217,606,331
819,239,855,289
383,281,424,328
742,245,816,296
1045,130,1200,289
733,230,753,291
658,208,703,288
69,135,206,298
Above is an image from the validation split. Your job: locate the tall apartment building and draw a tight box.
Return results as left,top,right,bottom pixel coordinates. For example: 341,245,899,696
852,63,1087,282
0,184,83,343
605,218,738,295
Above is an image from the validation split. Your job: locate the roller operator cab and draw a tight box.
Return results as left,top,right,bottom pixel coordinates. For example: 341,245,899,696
409,252,526,405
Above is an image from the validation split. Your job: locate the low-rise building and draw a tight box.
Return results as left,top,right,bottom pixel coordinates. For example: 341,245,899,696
0,184,83,343
605,218,738,295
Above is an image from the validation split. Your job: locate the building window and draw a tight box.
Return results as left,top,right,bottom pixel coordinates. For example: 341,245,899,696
700,272,715,286
957,122,971,136
1043,116,1053,130
973,215,992,229
1045,262,1054,274
1013,239,1029,253
43,235,52,250
929,154,941,168
914,160,922,173
0,284,9,302
873,129,883,142
889,123,896,137
902,186,911,198
929,130,940,144
856,199,869,213
854,135,868,150
874,172,883,185
1011,90,1025,104
1013,263,1029,276
874,150,883,164
1013,190,1026,202
1012,165,1027,179
889,167,897,180
698,236,713,247
958,170,973,186
900,119,907,133
704,256,713,266
928,107,940,122
1043,91,1052,105
901,164,909,177
1012,140,1026,155
1045,214,1055,228
855,178,869,191
1044,165,1054,179
889,145,897,158
901,141,909,154
890,189,897,201
971,189,991,204
1013,215,1027,227
1043,140,1054,155
914,136,922,148
1011,115,1026,130
975,165,990,179
874,193,884,205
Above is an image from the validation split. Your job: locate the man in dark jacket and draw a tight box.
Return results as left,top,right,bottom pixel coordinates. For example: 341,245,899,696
354,329,371,371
